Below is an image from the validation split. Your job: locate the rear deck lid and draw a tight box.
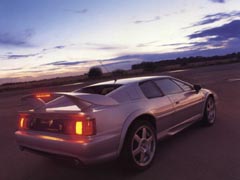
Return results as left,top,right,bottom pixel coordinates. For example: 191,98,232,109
21,92,119,112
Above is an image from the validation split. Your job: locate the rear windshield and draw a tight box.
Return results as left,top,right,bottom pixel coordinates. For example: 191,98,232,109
76,84,122,95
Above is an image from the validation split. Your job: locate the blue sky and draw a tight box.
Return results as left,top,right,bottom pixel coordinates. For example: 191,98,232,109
0,0,240,84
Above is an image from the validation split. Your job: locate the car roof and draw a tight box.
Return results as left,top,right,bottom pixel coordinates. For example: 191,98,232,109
90,76,171,86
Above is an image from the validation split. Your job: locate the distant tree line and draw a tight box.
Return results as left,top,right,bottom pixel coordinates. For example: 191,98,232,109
132,52,240,72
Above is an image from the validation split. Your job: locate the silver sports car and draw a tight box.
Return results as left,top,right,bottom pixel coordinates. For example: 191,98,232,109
15,76,217,170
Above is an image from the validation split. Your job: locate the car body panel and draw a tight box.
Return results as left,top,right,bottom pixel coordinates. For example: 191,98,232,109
167,90,205,125
15,130,119,164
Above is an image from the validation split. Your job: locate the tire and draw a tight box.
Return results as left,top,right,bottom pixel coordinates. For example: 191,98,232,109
202,96,216,126
120,120,157,171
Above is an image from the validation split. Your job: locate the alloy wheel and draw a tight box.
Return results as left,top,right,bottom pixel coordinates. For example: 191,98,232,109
131,125,156,167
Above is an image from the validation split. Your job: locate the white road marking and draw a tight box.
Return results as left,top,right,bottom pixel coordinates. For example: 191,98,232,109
168,69,189,73
61,82,83,87
228,78,240,82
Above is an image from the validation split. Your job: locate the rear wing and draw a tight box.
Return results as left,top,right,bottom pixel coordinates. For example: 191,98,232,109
21,92,119,111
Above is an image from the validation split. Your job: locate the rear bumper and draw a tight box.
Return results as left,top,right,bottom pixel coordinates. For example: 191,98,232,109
15,130,119,165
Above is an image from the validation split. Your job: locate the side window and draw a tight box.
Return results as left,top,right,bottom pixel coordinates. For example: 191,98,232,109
155,79,183,95
140,81,163,98
172,80,193,91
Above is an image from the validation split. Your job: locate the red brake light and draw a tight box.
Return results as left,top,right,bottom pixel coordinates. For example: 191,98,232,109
35,93,51,99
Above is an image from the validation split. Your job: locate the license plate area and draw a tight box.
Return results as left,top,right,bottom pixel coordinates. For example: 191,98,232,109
29,118,66,133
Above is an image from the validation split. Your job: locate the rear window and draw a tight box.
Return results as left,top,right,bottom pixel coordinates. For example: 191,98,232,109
77,84,122,95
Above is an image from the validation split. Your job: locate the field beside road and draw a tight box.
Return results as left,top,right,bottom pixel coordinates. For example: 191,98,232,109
1,63,240,180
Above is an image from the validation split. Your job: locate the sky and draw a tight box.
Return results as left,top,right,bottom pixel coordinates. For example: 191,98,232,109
0,0,240,84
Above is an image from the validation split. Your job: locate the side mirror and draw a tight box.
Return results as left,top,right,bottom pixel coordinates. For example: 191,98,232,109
193,84,202,93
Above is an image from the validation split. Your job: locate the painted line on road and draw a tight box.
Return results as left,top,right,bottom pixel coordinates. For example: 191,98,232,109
61,82,83,87
168,69,189,73
228,78,240,82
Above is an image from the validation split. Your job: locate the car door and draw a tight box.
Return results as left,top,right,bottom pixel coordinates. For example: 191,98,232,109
139,81,175,132
171,79,205,121
154,78,204,126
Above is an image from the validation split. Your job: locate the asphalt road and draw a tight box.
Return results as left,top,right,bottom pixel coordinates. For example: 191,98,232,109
1,63,240,180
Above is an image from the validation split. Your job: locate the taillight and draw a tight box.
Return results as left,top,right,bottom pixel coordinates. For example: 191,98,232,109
75,121,83,135
75,119,96,136
64,114,96,136
18,114,29,130
66,114,96,136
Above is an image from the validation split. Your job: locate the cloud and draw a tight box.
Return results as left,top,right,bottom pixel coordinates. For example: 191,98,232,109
194,18,222,26
1,44,67,60
76,9,88,13
189,20,240,41
43,60,87,66
0,29,34,47
53,45,65,49
192,11,240,26
64,8,88,14
85,43,127,50
41,45,66,52
161,42,193,47
0,68,22,71
7,53,39,59
210,0,225,3
134,16,160,24
187,20,240,51
137,41,159,47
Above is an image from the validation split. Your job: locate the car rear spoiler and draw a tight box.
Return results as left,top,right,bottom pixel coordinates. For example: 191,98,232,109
21,92,119,111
